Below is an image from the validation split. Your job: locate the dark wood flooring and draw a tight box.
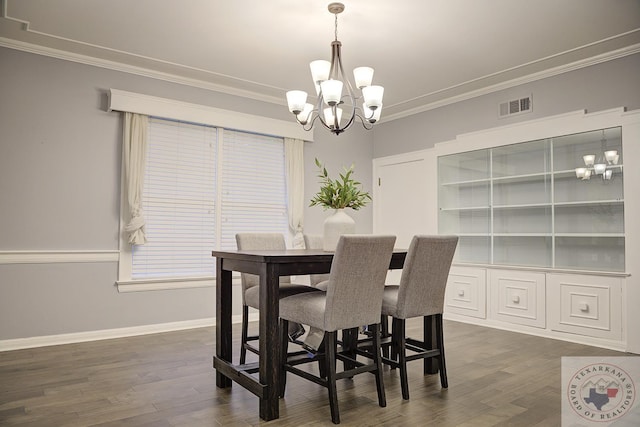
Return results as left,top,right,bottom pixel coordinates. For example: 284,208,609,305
0,320,627,426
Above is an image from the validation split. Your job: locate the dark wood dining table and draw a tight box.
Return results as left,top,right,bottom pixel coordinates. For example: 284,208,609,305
211,248,408,421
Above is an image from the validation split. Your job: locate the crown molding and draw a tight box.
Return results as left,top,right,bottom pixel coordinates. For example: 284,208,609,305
382,43,640,123
0,36,287,107
1,33,639,123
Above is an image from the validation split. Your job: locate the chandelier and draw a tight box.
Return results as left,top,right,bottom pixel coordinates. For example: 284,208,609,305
574,130,620,181
285,2,384,136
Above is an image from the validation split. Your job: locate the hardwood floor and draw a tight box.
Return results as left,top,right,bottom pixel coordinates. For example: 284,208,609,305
0,320,627,426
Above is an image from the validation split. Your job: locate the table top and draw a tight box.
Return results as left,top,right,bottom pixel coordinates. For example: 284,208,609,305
212,248,407,264
212,249,407,276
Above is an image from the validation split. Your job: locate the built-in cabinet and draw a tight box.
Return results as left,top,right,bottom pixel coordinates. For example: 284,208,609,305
430,108,640,352
444,266,623,347
438,126,624,272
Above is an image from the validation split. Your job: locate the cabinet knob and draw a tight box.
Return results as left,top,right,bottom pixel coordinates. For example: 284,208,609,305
512,295,520,304
579,302,589,312
458,289,465,297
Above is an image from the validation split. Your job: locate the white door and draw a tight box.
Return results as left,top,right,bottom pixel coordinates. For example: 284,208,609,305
374,151,436,283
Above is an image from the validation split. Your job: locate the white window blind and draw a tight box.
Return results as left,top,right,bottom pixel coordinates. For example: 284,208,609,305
132,118,217,279
131,119,289,281
220,130,289,250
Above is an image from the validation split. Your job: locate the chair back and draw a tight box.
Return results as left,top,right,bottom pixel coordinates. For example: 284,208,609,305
235,233,291,292
303,234,331,286
323,235,396,331
395,235,458,319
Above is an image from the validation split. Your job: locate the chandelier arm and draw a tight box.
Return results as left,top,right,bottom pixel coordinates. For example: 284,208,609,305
315,88,331,131
301,112,322,132
331,40,358,133
354,112,374,130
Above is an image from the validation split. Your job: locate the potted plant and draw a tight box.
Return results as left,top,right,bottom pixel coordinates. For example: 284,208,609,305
310,158,371,250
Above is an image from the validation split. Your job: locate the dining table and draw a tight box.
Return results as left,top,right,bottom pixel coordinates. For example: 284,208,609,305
211,248,414,421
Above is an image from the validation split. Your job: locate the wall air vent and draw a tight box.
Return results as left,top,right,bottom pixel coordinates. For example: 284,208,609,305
499,95,532,118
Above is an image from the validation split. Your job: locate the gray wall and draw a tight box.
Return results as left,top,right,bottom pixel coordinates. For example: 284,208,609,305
0,46,373,341
1,46,638,342
373,53,640,158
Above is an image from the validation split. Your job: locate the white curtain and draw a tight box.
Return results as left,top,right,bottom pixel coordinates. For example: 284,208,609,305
123,112,149,245
284,138,305,248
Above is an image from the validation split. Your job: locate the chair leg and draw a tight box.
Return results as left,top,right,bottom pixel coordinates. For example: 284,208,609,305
423,315,438,375
390,318,399,370
371,323,387,408
394,318,410,400
380,315,390,358
435,314,448,389
325,331,340,424
318,339,327,379
279,319,289,398
240,304,249,364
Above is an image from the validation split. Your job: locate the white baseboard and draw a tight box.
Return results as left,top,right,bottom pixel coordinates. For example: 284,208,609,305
0,312,260,352
443,313,628,353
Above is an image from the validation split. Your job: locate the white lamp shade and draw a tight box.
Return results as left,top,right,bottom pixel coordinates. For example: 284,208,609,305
583,154,595,166
353,67,374,89
286,90,308,114
603,169,613,180
583,169,592,180
296,103,314,125
363,85,384,109
320,79,343,106
604,150,618,164
310,60,331,83
594,163,606,175
363,103,382,123
575,168,586,178
324,107,343,126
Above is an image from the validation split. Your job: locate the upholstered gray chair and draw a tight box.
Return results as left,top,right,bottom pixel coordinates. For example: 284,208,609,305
236,233,321,364
380,235,458,400
279,234,396,424
303,234,330,288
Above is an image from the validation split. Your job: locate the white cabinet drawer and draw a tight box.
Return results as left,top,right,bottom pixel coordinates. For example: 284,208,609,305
547,274,622,340
489,269,546,328
445,267,486,319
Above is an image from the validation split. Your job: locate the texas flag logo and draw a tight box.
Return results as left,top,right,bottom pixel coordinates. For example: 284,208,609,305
582,379,621,411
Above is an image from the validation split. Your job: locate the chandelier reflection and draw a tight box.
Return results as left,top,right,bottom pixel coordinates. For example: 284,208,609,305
575,130,620,181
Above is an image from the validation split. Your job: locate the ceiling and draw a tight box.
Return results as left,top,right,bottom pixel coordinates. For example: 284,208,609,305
1,0,639,122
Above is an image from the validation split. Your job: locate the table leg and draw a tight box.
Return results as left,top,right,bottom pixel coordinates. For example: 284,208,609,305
215,259,233,387
341,327,358,371
423,315,438,375
259,262,280,420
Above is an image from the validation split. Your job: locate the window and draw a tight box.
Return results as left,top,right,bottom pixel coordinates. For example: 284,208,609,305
128,117,289,283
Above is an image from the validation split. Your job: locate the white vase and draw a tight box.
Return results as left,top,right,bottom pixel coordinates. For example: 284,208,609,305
323,209,356,251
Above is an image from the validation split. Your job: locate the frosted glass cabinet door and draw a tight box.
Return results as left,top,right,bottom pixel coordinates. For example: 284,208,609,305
437,125,624,272
491,139,550,177
491,139,551,207
552,127,624,271
439,151,491,263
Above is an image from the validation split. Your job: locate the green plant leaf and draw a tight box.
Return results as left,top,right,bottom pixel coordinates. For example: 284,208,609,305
309,159,371,210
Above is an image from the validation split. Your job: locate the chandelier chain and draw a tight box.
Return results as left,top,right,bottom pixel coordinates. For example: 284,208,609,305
334,13,338,41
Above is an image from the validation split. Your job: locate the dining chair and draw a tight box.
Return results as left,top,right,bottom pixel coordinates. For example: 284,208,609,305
278,234,396,424
235,233,321,364
380,235,458,400
303,234,330,288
